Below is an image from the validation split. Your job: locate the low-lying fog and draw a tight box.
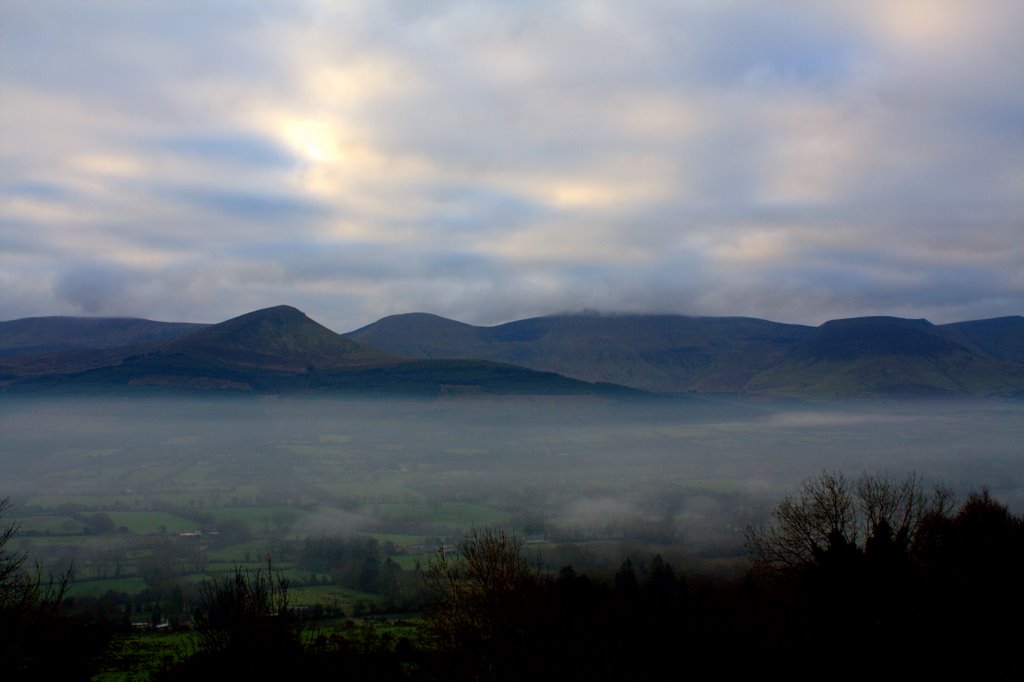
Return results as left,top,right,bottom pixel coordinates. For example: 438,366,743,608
2,395,1021,572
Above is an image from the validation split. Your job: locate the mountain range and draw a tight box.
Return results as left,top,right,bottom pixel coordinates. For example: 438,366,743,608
347,312,1024,398
2,306,1022,399
0,306,635,398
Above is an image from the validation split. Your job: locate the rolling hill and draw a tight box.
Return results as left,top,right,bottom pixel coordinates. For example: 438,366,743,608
3,307,1021,398
937,316,1024,365
0,306,637,397
160,305,394,372
0,316,205,358
346,313,812,393
745,317,1024,397
347,312,1024,398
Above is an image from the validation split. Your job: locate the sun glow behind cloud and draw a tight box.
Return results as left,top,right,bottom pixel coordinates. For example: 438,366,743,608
282,120,339,164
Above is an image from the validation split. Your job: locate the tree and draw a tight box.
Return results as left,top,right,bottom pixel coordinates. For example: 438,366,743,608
2,497,70,617
193,562,299,657
746,470,949,572
162,562,305,680
1,497,28,603
914,489,1024,678
422,528,541,679
1,497,74,676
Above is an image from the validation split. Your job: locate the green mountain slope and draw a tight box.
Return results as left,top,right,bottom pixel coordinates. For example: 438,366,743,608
162,305,394,371
938,316,1024,365
746,317,1024,397
346,313,812,393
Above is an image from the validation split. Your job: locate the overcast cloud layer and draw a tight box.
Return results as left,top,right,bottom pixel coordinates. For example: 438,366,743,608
2,1,1022,330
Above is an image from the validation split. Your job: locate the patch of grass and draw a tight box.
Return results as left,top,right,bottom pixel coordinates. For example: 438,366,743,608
14,534,98,549
201,505,308,529
205,539,268,562
289,583,386,609
105,511,198,534
68,577,148,597
389,553,431,570
12,515,84,533
92,631,192,682
25,495,142,509
364,532,427,547
204,559,278,574
175,464,219,484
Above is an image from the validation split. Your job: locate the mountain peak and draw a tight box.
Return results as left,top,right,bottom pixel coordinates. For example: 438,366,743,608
167,305,394,370
819,316,934,330
344,312,479,359
350,312,473,331
226,304,308,323
794,316,957,361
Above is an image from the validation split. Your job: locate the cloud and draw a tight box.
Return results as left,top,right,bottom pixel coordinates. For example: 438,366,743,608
1,1,1021,328
53,264,141,315
158,185,328,222
146,133,297,168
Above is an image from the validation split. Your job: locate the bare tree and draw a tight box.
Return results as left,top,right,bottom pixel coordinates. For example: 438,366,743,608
0,498,26,596
423,527,540,673
1,497,70,617
747,471,858,569
194,561,299,656
2,497,72,675
746,471,952,571
857,472,933,549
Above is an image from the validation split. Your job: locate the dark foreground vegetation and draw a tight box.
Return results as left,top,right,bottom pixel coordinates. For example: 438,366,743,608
3,473,1022,681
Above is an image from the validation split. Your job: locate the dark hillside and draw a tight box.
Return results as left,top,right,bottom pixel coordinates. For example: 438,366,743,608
1,306,637,397
347,313,812,393
938,315,1024,365
0,316,205,358
782,317,961,360
4,307,1020,398
344,312,482,358
746,316,1024,397
164,305,396,372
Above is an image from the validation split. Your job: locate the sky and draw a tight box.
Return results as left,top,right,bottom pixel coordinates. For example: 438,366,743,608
1,1,1022,331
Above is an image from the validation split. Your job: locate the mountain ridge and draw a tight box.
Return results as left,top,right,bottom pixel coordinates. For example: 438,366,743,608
3,307,1022,398
0,306,636,398
0,315,207,358
346,311,1024,398
347,312,813,393
746,316,1024,398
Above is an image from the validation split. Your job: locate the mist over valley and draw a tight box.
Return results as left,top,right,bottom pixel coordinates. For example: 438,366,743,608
4,394,1021,573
